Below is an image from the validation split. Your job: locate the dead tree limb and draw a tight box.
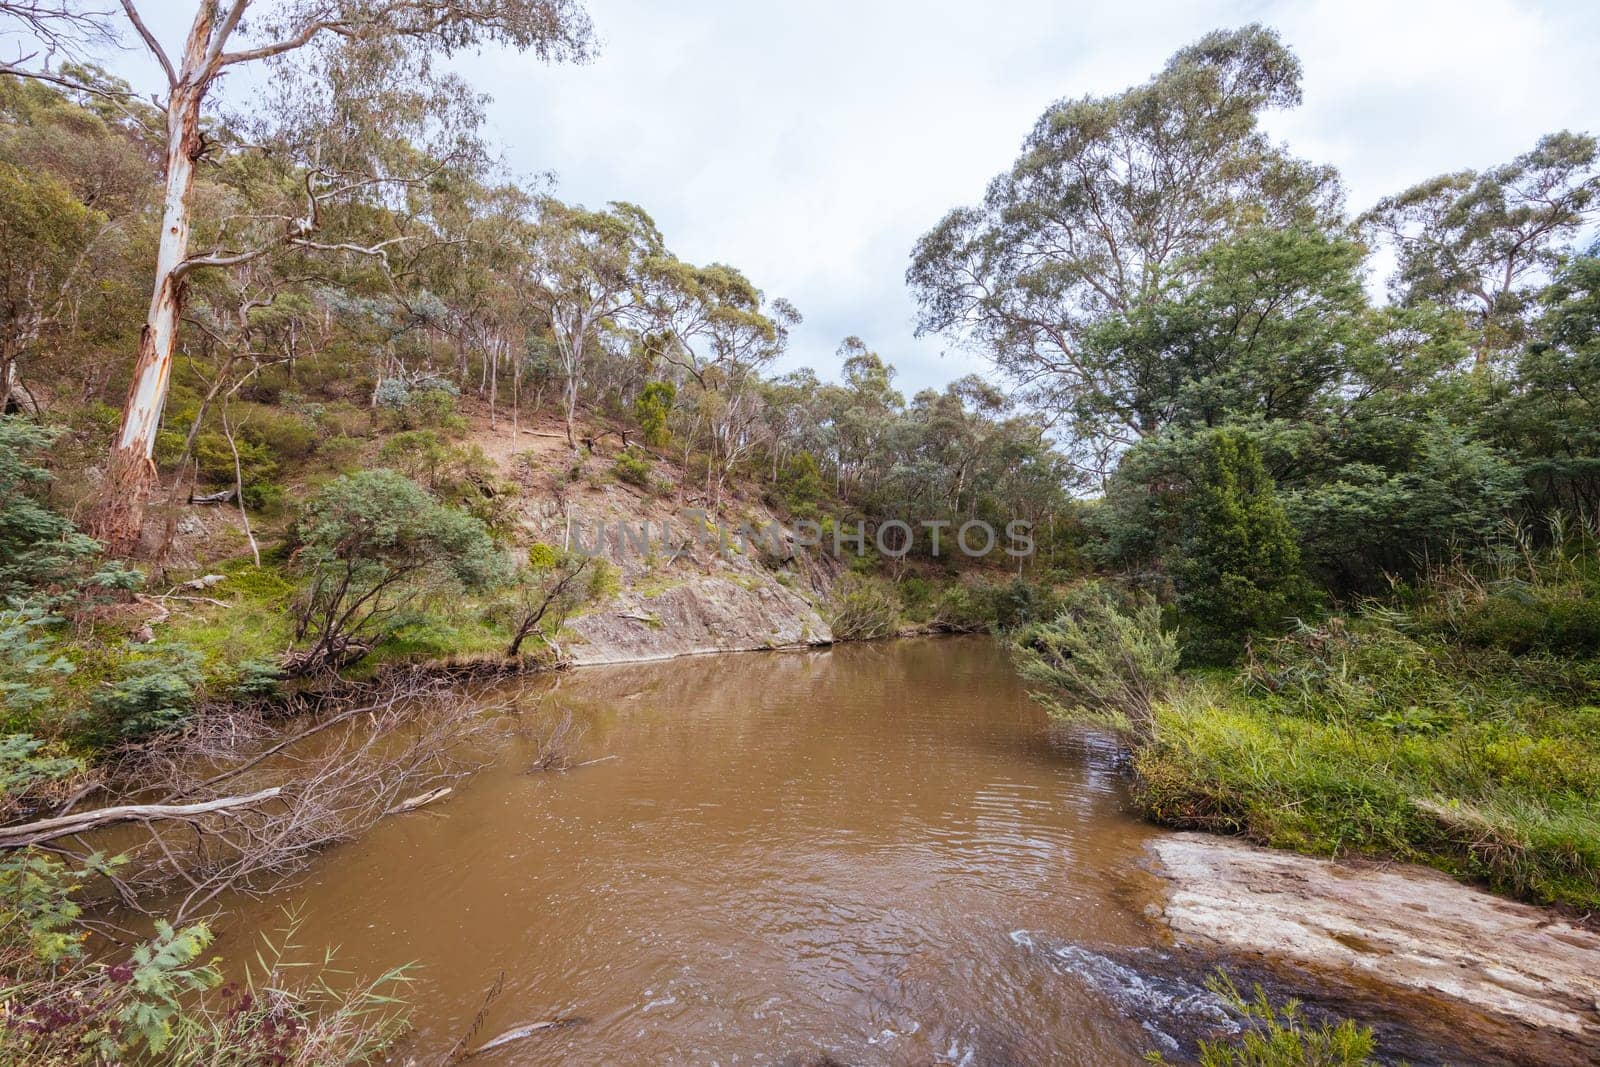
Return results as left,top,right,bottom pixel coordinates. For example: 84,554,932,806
0,788,282,849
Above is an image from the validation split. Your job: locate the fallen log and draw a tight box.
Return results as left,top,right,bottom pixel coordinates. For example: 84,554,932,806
0,787,283,849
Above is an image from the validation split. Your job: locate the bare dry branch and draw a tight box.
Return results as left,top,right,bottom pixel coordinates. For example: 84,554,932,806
0,788,282,849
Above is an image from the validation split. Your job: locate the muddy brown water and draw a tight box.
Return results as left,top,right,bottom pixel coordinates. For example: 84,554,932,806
218,637,1195,1065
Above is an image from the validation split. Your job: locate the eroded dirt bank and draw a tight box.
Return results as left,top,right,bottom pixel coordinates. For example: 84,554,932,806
1144,832,1600,1065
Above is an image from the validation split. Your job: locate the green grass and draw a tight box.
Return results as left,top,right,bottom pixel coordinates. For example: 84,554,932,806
1136,600,1600,909
160,556,295,691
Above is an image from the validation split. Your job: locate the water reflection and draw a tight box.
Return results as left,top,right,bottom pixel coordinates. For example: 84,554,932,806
220,637,1165,1065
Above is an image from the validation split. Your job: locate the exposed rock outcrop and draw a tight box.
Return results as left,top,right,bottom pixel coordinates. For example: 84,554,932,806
566,574,830,664
1145,832,1600,1065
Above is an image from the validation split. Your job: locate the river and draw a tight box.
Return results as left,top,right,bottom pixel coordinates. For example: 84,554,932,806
218,637,1196,1064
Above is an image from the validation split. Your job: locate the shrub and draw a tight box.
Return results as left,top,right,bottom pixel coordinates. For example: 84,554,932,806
932,576,1059,633
377,429,447,486
89,643,202,741
895,576,935,620
239,404,317,462
612,446,653,489
1148,971,1378,1066
0,849,411,1064
494,550,596,659
527,542,561,572
227,658,285,699
0,417,99,598
776,451,825,512
0,602,71,725
827,575,900,641
1449,588,1600,657
634,380,675,447
194,431,277,498
288,470,506,673
933,581,991,632
1171,430,1311,664
374,378,461,431
1011,581,1179,748
1138,590,1600,908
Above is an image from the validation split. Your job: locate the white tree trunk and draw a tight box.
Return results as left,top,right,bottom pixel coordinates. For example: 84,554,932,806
92,4,215,554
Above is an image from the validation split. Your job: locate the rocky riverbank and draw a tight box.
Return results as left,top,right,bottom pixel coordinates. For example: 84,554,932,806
1142,832,1600,1065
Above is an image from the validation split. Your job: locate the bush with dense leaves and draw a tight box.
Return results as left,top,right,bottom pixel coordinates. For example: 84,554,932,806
1011,581,1179,748
289,470,506,671
1170,430,1311,663
0,417,98,598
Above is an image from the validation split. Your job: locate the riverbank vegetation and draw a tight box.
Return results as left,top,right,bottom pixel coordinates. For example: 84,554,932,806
0,1,1597,1059
891,24,1600,914
0,0,1080,1056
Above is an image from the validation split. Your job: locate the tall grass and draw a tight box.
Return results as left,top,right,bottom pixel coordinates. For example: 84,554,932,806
1134,532,1600,908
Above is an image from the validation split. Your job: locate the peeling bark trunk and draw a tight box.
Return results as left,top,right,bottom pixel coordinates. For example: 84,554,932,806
90,7,214,555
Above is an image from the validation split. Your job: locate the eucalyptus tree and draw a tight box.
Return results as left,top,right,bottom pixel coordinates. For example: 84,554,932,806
0,0,594,553
1077,225,1371,433
525,198,661,449
827,338,903,498
1361,132,1600,368
645,259,798,505
0,75,151,412
0,160,102,412
907,25,1340,478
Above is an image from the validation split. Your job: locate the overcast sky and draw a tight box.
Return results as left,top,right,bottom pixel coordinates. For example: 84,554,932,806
112,0,1600,393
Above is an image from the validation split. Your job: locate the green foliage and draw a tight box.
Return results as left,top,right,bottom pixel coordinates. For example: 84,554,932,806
612,445,653,488
0,417,100,598
1148,971,1378,1066
909,25,1338,466
1171,430,1310,663
228,658,286,699
586,557,621,602
1495,255,1600,514
0,848,409,1064
375,379,461,431
491,548,598,658
931,575,1061,633
0,848,108,968
827,574,900,641
775,451,825,513
89,642,203,741
117,920,224,1056
1361,131,1598,361
0,602,72,723
1011,581,1179,747
526,542,561,571
895,576,936,620
634,380,675,446
377,432,507,528
291,470,506,670
0,733,79,812
1137,556,1600,907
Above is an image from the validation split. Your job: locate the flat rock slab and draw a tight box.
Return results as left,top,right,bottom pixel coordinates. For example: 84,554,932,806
1146,833,1600,1064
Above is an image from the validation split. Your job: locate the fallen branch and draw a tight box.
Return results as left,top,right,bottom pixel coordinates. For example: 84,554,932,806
142,593,231,609
443,970,506,1065
0,788,282,849
387,786,452,815
461,1019,584,1059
